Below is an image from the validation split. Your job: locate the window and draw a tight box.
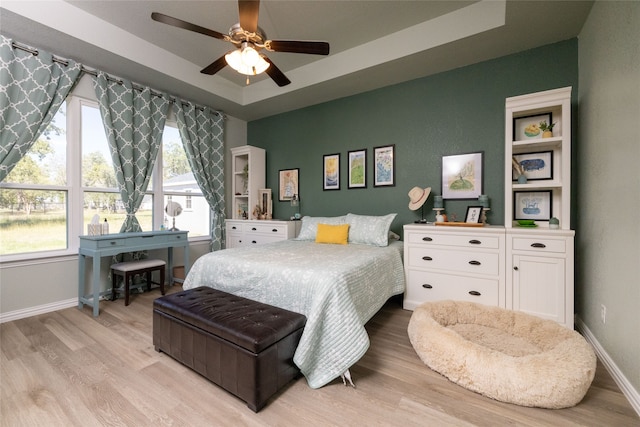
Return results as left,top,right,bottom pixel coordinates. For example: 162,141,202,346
0,103,70,256
1,88,212,261
161,126,208,237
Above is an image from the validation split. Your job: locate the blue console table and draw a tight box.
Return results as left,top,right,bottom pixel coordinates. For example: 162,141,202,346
78,230,189,317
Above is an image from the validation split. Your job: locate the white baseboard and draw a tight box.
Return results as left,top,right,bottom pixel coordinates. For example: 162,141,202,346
575,316,640,417
0,298,77,324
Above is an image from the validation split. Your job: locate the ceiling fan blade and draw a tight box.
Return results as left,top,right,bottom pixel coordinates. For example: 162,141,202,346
151,12,226,40
263,57,291,87
266,40,330,56
238,0,260,34
200,55,228,75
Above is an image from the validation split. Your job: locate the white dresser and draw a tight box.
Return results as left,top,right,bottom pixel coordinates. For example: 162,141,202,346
403,224,506,311
225,219,297,248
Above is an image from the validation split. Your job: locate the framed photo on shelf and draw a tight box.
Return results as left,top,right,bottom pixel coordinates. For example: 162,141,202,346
465,206,484,223
442,152,483,199
348,149,367,189
514,191,552,221
512,151,553,181
373,144,395,187
513,112,552,141
323,153,340,190
278,168,299,201
257,188,272,219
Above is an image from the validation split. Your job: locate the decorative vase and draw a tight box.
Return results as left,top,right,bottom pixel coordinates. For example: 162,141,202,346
517,174,528,184
542,130,553,138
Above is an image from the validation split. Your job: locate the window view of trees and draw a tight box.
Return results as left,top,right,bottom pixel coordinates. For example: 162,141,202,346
0,105,68,255
1,97,211,259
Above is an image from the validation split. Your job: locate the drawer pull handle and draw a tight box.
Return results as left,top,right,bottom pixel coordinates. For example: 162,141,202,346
469,260,481,266
422,256,433,261
110,241,116,245
469,290,481,296
251,227,257,231
531,242,546,248
272,229,278,233
469,239,481,245
422,237,433,242
514,266,518,271
251,240,257,244
422,284,433,289
232,226,237,230
176,235,182,239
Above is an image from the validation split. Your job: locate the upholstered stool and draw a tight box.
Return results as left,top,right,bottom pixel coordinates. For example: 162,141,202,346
111,259,166,306
153,286,306,412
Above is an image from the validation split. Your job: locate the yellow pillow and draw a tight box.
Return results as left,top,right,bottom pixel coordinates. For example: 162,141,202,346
315,223,350,245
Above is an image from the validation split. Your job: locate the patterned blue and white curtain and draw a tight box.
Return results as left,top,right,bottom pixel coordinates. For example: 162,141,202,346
0,35,82,181
174,101,225,250
93,71,169,233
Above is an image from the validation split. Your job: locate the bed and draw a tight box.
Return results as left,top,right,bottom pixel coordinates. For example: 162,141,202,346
183,214,404,389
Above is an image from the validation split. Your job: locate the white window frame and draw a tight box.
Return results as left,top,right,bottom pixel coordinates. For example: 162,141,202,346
0,86,211,264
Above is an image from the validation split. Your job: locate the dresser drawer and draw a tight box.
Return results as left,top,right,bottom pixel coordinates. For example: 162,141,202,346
407,246,499,275
243,234,284,245
227,223,243,233
406,270,499,306
242,223,288,236
407,231,500,249
512,237,566,253
97,238,126,248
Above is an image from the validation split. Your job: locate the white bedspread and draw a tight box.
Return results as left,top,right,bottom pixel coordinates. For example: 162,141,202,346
183,239,405,388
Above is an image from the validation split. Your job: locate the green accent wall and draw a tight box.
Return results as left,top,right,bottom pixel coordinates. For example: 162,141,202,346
249,39,578,236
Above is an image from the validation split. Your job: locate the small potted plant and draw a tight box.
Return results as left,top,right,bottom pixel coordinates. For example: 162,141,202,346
539,120,557,138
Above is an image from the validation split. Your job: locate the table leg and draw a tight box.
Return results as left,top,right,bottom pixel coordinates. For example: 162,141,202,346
168,247,174,286
184,243,190,277
78,254,86,309
92,254,101,317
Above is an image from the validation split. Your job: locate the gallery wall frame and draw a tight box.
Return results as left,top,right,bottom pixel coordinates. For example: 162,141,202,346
348,149,367,189
323,153,340,190
278,168,299,201
373,144,395,187
441,151,483,199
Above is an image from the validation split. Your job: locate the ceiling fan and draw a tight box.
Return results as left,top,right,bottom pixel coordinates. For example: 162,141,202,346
151,0,330,87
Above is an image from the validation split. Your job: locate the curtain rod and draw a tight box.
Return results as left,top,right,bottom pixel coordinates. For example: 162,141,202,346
10,41,224,117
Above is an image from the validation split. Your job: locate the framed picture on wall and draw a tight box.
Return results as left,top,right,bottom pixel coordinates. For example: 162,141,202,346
348,149,367,189
323,153,340,190
514,191,552,221
373,144,395,187
278,168,299,201
441,152,483,199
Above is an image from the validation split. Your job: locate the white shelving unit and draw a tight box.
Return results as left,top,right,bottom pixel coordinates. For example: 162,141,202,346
505,87,572,229
230,145,265,220
504,87,575,329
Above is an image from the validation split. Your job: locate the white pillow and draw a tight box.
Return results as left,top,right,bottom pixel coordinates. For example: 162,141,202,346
295,216,347,241
346,213,397,247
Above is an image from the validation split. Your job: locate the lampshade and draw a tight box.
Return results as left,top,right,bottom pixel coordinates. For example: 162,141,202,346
225,43,270,76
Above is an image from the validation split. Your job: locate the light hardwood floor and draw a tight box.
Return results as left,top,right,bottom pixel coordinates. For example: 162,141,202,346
1,287,638,427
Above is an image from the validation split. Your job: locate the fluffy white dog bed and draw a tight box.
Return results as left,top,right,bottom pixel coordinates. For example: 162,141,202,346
407,300,596,408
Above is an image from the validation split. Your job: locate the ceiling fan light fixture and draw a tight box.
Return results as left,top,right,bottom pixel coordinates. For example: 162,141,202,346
225,44,270,76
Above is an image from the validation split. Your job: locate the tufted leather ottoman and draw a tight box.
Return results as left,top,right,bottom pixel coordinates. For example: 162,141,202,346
153,286,306,412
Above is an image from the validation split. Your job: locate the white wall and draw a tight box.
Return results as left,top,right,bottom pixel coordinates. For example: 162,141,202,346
577,0,640,400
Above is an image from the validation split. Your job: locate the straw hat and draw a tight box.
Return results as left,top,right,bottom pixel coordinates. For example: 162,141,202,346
408,186,431,210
